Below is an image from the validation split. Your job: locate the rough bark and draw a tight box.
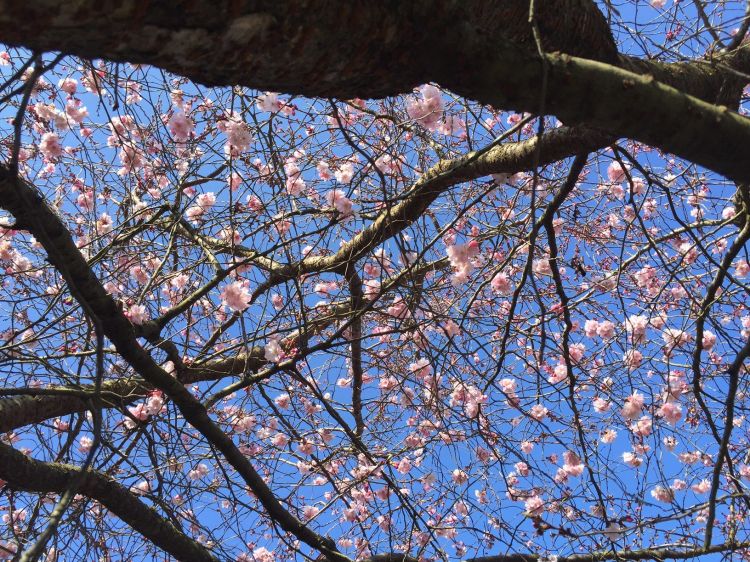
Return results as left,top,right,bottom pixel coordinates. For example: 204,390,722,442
0,1,748,180
0,0,618,96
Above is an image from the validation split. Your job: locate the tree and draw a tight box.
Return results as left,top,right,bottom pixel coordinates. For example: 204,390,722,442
0,0,749,560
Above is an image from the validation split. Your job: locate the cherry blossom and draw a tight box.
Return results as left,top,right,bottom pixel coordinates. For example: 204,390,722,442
406,84,444,130
221,281,252,312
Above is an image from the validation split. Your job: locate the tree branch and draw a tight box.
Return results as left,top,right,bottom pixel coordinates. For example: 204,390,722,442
0,441,218,561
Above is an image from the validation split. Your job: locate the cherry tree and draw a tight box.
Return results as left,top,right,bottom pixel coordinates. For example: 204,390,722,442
0,1,749,561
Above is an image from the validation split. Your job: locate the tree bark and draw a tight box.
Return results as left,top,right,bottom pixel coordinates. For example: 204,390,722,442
1,1,749,180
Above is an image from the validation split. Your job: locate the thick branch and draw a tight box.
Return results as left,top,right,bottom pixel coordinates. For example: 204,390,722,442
0,441,218,561
0,1,617,97
1,1,749,180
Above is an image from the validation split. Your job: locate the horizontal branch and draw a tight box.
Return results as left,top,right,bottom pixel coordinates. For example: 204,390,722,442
0,1,618,97
1,1,747,181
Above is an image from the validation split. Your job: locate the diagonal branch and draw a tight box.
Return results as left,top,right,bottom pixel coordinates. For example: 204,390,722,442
0,441,218,562
0,166,344,560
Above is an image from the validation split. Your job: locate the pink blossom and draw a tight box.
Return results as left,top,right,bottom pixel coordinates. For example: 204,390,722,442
650,485,674,503
131,480,150,496
631,176,646,194
600,429,618,444
625,315,649,344
441,319,460,338
227,172,242,191
396,457,412,474
568,342,585,362
584,319,599,338
532,258,552,276
301,505,320,521
58,77,78,95
623,349,643,370
409,358,433,381
406,84,444,130
529,404,548,421
597,320,615,339
701,330,717,350
375,153,403,175
77,190,94,212
631,415,652,437
658,401,682,425
325,189,354,217
285,173,306,196
195,192,216,211
634,265,658,288
736,259,750,277
264,340,283,363
387,296,409,319
334,162,355,184
188,463,210,480
593,397,610,413
623,451,642,467
671,479,688,491
219,112,252,156
447,241,480,286
145,391,164,416
662,328,693,350
130,265,149,285
548,363,568,384
125,304,149,325
274,393,290,409
96,213,113,235
257,92,282,112
168,111,195,142
309,162,329,184
691,479,711,494
524,495,544,516
678,451,701,464
78,436,93,453
65,101,88,124
490,272,512,294
39,132,63,160
500,378,517,394
562,451,585,477
452,469,469,484
118,145,143,175
621,392,645,420
53,418,69,433
221,281,251,312
128,403,149,423
607,161,629,183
